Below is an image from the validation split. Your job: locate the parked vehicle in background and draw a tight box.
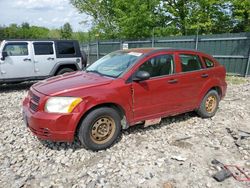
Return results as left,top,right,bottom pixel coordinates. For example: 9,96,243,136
22,48,227,151
0,40,86,84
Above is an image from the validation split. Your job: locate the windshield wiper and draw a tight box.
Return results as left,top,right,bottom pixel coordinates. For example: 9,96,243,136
86,70,102,75
86,69,117,78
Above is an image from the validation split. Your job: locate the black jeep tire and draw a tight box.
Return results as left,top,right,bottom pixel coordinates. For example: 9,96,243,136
78,107,121,151
197,90,220,118
56,68,74,75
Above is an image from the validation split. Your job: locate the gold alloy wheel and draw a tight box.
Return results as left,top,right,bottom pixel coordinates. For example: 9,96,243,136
205,95,217,113
90,116,116,144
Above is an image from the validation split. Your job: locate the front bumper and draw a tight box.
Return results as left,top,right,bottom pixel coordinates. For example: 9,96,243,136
22,90,81,142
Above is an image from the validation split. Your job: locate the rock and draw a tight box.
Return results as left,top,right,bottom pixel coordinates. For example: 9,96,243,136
86,180,96,188
171,155,187,162
206,183,212,188
97,163,103,168
163,181,174,188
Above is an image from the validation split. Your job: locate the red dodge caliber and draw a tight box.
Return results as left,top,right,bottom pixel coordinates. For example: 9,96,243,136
23,48,227,151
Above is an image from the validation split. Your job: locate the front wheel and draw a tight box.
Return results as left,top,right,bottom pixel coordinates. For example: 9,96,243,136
78,107,121,151
197,90,220,118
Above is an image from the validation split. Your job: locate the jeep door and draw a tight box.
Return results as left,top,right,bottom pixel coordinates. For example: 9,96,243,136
32,42,56,76
131,53,181,122
0,42,35,79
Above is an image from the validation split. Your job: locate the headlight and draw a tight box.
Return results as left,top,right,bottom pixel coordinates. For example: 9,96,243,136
45,97,82,113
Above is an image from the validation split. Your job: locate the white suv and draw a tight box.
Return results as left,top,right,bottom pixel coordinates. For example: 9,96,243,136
0,40,86,84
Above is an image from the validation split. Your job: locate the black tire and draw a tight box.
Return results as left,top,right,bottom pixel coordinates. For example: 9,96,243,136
78,107,121,151
197,90,220,118
56,68,74,75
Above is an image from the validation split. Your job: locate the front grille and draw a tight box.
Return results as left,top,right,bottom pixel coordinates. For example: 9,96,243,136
31,93,40,103
29,127,50,137
29,92,40,112
30,102,39,112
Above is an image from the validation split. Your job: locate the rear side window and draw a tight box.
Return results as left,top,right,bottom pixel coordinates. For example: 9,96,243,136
179,54,202,72
3,43,28,56
203,57,214,68
34,42,54,55
57,42,75,55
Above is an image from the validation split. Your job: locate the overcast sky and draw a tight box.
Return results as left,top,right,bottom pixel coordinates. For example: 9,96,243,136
0,0,91,31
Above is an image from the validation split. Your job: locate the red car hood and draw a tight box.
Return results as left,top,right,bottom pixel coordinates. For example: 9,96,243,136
32,71,113,96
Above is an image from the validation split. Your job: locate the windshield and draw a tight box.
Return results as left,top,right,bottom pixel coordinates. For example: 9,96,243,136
86,51,143,78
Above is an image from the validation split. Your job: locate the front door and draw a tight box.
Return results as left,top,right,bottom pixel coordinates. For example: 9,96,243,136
131,53,180,122
32,42,56,76
0,42,34,79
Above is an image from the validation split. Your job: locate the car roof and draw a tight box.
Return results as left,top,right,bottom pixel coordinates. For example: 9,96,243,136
123,47,205,55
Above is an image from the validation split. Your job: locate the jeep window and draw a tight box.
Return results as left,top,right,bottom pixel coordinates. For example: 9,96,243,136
34,42,53,55
138,54,174,77
203,57,214,68
57,42,75,55
180,54,202,72
86,51,142,78
3,43,28,56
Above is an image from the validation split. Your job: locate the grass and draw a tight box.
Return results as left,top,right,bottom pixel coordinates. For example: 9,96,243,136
226,75,248,85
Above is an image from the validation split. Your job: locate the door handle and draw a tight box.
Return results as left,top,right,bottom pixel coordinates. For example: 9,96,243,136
23,58,31,61
47,57,54,60
201,73,209,78
168,79,178,84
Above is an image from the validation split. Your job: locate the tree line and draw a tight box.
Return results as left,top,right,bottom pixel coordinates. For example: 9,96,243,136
0,22,89,42
71,0,250,39
1,0,249,41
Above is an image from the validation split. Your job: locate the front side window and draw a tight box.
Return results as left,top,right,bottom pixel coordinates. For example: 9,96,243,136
180,54,202,72
34,42,54,55
57,42,75,55
3,43,28,56
86,51,142,78
138,54,174,77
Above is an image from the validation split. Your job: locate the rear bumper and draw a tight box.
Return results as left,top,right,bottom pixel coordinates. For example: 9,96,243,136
22,97,80,142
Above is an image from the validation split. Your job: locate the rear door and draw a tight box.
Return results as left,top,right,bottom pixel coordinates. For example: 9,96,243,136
175,52,209,109
0,42,35,79
33,42,56,76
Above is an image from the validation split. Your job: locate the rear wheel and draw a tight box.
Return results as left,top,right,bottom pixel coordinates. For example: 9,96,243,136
78,107,121,151
56,68,74,75
197,90,220,118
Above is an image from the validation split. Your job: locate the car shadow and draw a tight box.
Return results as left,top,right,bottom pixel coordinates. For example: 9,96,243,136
39,138,85,152
0,81,36,92
122,112,196,135
39,112,197,151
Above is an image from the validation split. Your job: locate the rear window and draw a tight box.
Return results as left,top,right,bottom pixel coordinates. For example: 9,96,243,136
203,57,214,68
57,42,75,55
34,42,54,55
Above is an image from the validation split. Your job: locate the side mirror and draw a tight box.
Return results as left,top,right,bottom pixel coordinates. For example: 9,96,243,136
133,71,150,81
1,51,8,60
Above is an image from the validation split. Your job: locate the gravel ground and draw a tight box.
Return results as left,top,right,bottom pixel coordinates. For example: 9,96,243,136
0,78,250,188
